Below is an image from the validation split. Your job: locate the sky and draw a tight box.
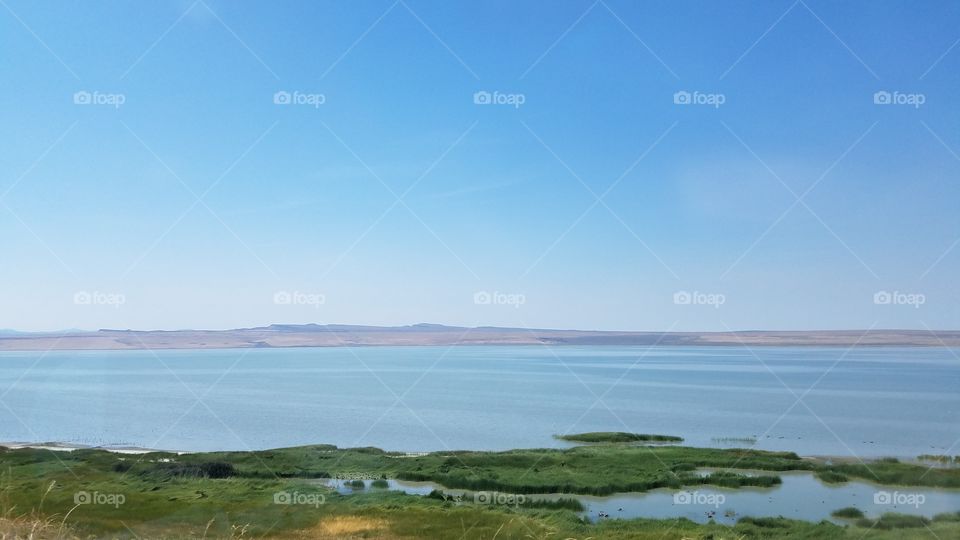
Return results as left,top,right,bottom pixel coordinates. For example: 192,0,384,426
1,0,958,332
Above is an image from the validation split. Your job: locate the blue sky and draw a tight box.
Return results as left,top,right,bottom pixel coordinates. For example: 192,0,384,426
1,0,958,332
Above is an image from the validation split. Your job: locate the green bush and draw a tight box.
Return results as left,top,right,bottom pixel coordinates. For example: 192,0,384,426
148,460,237,479
201,461,237,478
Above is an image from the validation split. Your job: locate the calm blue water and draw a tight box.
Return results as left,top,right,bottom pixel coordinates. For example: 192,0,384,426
344,472,960,525
0,346,957,457
318,474,960,524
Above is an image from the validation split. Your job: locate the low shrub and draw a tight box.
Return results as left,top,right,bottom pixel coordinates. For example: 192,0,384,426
831,507,864,519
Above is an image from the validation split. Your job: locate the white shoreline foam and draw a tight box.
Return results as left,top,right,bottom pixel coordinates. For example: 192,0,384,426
0,441,184,454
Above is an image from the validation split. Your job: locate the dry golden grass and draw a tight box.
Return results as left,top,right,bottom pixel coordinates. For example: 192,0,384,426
297,516,392,539
0,513,78,540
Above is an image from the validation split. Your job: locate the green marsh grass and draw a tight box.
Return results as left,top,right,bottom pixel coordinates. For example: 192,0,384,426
3,444,960,539
832,506,865,519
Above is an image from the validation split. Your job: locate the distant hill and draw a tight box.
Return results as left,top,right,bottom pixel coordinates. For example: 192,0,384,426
0,324,958,350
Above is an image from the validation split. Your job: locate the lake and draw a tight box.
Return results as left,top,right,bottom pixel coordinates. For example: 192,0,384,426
0,346,957,458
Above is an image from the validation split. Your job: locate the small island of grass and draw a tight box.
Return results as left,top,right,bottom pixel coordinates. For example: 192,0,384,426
556,431,683,444
832,507,865,519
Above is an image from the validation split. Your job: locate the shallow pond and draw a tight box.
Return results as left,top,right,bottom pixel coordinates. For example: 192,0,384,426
318,471,960,524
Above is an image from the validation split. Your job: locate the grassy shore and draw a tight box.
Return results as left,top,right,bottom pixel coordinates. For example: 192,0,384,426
2,440,959,539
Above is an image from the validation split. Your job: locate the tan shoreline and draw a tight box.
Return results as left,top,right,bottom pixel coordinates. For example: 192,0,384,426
2,325,959,351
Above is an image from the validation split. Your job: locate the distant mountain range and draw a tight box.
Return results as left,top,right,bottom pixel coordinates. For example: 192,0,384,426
0,324,958,350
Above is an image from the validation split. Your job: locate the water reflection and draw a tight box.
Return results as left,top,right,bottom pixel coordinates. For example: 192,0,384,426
319,472,960,524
